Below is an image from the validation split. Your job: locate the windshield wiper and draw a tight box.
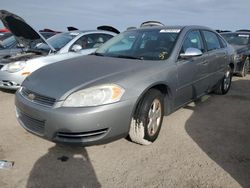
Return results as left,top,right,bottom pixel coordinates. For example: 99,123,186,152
91,53,142,60
115,54,142,60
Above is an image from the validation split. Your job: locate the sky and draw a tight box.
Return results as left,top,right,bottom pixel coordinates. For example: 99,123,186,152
0,0,249,32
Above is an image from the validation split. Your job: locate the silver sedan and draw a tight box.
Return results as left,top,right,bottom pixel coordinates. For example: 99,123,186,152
15,25,234,146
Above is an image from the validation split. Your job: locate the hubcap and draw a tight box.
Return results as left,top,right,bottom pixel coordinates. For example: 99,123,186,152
223,70,231,91
147,99,162,136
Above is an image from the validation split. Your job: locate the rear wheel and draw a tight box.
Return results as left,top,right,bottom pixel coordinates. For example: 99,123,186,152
129,89,164,145
214,65,232,95
239,58,249,77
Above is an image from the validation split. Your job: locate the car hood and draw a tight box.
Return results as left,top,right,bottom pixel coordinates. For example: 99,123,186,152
0,10,55,51
23,55,158,100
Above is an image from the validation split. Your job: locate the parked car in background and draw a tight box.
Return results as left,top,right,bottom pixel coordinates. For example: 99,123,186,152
236,29,250,32
16,25,234,146
0,28,11,40
0,32,12,41
0,28,9,32
140,21,165,28
221,31,250,77
216,30,231,33
0,10,118,90
126,21,164,31
0,32,57,59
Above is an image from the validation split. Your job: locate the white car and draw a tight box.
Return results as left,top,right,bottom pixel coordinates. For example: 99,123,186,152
0,10,118,89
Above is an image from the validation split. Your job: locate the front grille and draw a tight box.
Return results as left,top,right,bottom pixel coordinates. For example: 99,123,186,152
18,110,45,136
57,128,108,140
20,87,56,107
1,80,20,87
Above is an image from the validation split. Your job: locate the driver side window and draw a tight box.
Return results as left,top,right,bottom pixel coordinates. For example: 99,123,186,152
181,30,204,54
71,33,114,51
72,34,94,50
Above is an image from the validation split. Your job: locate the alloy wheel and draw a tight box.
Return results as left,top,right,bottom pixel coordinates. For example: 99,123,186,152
147,99,162,136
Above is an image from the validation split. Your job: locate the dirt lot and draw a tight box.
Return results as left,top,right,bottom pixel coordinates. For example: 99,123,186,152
0,75,250,188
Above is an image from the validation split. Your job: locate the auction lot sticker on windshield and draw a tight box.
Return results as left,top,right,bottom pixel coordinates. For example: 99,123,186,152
160,29,180,33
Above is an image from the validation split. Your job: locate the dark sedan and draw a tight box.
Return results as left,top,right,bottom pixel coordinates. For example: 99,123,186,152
16,25,234,146
221,32,250,77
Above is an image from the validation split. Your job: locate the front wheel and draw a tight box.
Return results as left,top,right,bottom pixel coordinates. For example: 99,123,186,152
214,65,232,95
129,89,164,145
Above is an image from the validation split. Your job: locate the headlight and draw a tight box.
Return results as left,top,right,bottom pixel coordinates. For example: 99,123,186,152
2,61,26,73
62,84,125,107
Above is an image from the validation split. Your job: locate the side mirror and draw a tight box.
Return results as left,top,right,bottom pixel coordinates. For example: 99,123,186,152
71,44,82,52
180,47,202,58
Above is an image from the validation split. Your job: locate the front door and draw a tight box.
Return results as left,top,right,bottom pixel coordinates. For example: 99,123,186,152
175,30,208,108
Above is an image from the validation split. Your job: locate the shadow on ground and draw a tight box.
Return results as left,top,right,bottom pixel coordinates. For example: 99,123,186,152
0,88,16,94
185,79,250,188
26,144,101,188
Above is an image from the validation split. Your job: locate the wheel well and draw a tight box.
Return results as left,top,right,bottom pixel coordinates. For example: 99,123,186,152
229,63,234,72
133,84,172,117
151,84,169,95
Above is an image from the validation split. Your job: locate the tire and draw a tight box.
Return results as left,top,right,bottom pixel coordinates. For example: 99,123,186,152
129,89,164,145
239,58,249,77
214,65,232,95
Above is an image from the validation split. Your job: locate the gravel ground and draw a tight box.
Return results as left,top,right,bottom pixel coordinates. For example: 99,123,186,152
0,75,249,188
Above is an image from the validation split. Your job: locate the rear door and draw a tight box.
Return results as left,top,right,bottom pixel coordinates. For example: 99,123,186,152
201,30,228,87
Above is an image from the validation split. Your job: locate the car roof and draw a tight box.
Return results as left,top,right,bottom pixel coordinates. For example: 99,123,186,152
63,30,117,35
221,31,250,35
126,25,213,32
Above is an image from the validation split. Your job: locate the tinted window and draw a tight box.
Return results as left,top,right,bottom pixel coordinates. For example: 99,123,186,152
181,30,204,53
203,31,221,51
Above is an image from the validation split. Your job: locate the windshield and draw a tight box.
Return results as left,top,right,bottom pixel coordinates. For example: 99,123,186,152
221,33,250,46
96,29,179,60
0,36,16,49
36,32,79,51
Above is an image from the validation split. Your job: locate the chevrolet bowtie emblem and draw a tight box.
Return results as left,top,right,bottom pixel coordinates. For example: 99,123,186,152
27,93,35,101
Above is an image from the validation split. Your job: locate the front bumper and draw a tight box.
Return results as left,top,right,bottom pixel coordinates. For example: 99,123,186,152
0,71,26,90
15,91,136,146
